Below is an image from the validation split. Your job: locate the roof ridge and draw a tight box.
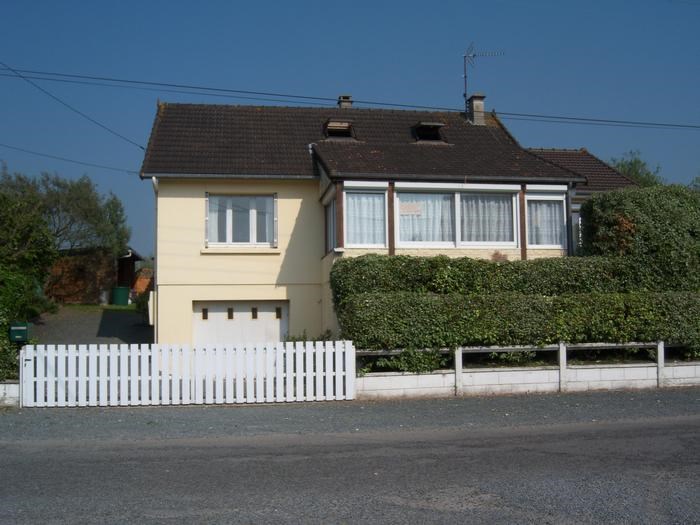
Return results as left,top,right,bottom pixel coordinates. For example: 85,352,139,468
157,101,465,115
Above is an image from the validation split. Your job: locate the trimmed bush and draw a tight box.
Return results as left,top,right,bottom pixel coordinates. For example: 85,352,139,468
580,185,700,288
339,291,700,354
580,184,700,256
330,254,695,313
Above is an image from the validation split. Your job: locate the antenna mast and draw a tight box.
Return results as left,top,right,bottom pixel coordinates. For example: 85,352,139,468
463,43,504,114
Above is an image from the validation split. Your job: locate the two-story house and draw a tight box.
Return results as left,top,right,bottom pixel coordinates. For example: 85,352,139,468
140,94,629,346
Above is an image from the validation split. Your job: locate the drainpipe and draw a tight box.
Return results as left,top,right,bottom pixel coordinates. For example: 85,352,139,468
151,176,159,343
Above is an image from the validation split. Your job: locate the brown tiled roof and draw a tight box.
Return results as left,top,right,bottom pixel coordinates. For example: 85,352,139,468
528,148,637,193
141,103,583,183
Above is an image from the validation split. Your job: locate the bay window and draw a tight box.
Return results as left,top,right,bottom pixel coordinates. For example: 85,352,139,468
207,194,276,246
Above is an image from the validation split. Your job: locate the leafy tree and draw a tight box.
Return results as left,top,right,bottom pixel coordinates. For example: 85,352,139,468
610,150,664,187
0,167,56,278
39,174,131,256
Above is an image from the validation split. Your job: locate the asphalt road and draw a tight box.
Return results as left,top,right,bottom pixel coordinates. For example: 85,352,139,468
1,389,699,524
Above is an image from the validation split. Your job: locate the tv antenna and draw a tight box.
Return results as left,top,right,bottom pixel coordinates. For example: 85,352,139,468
463,42,504,114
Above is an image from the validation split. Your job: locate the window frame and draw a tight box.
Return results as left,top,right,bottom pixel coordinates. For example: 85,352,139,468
205,193,278,248
457,191,519,248
324,198,337,253
395,191,457,248
525,193,567,249
343,184,388,249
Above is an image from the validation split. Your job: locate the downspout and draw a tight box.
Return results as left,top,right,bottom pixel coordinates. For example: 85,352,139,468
151,176,159,343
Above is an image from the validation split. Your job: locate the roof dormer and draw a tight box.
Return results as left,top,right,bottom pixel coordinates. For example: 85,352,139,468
324,118,355,139
413,121,445,142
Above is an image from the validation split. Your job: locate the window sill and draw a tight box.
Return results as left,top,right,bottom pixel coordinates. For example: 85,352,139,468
201,247,281,255
526,245,566,250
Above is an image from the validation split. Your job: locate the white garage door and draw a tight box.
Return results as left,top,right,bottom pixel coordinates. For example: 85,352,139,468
192,301,289,346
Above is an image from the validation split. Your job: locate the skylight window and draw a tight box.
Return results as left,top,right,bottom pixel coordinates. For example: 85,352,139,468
325,119,354,139
413,121,445,142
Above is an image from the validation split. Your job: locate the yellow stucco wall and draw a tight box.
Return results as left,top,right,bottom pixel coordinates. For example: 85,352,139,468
156,179,324,343
156,178,567,342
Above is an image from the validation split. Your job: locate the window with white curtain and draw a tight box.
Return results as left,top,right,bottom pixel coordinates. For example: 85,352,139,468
207,195,274,245
527,199,565,247
398,192,454,243
345,192,386,246
460,193,515,243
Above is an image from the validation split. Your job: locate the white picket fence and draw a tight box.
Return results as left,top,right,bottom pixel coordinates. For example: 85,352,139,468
19,341,355,408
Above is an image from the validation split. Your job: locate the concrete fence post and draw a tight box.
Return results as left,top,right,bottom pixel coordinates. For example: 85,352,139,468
657,341,665,388
454,348,463,396
558,342,567,392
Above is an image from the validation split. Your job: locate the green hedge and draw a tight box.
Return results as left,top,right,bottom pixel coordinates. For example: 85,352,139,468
339,291,700,353
330,254,697,312
580,185,700,287
580,184,700,257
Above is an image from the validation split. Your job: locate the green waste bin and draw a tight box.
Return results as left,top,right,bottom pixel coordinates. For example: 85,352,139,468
111,286,130,306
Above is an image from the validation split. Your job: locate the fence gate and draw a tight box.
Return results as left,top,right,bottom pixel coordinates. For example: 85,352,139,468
19,341,355,408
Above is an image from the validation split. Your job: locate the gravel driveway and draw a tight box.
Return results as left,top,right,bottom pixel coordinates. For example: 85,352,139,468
30,305,153,345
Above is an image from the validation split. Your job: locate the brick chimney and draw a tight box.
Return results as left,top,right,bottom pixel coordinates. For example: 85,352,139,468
467,93,486,125
338,95,353,109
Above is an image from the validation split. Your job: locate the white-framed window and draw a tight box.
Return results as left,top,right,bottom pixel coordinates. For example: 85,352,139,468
345,191,387,247
526,195,566,248
397,192,455,245
459,192,517,245
206,194,276,246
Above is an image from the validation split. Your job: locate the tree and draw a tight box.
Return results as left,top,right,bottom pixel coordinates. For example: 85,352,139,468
39,174,131,256
610,150,664,187
0,166,56,278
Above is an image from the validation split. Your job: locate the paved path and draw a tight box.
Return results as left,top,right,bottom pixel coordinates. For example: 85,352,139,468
1,389,698,524
30,305,153,345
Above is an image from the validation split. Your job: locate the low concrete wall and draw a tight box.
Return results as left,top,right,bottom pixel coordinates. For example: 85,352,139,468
356,371,455,399
0,381,20,407
356,359,700,400
461,367,559,395
665,363,700,386
566,364,658,392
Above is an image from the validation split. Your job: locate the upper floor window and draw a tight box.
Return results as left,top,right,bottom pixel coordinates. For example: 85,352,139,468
398,192,454,244
527,196,566,248
207,195,275,246
345,191,386,247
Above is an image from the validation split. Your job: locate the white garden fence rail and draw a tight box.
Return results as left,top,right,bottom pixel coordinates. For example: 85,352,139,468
19,341,355,408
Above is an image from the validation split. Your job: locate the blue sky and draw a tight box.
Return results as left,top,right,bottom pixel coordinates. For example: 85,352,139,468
2,0,698,255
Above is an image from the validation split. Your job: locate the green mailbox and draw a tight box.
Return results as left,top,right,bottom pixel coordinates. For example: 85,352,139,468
8,321,29,343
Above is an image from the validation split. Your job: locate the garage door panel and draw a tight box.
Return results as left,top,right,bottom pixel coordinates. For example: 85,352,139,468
193,301,289,346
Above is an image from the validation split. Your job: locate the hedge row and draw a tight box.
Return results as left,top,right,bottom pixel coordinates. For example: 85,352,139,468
581,185,700,258
338,291,700,354
330,255,699,310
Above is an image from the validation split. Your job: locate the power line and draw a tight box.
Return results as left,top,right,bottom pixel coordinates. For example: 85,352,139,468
2,66,699,130
0,67,338,104
0,142,137,174
0,73,335,106
0,61,145,150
